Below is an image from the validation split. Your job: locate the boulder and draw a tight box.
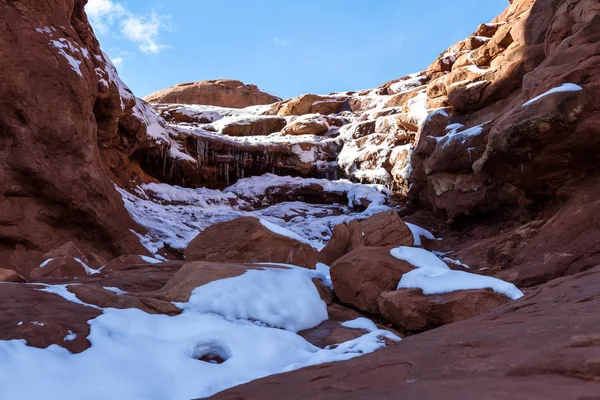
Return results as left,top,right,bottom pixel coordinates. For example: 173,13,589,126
144,79,281,107
186,217,318,269
277,94,325,116
30,257,90,280
318,220,364,266
360,211,414,248
147,261,260,302
0,268,23,283
218,116,287,136
30,242,95,280
330,247,413,314
378,288,511,333
282,115,330,136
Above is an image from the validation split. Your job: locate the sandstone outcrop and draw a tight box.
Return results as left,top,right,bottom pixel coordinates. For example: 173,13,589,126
144,79,281,107
0,0,149,274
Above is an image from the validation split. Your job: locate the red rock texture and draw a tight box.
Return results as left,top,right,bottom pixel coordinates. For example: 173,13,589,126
144,79,281,107
409,0,600,217
185,217,318,269
0,0,148,275
378,288,511,333
318,211,414,266
330,247,413,314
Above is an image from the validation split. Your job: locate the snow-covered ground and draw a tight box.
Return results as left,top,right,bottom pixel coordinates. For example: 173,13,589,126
0,266,399,400
119,173,392,254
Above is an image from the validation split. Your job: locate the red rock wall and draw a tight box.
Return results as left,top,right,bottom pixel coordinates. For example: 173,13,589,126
0,0,147,273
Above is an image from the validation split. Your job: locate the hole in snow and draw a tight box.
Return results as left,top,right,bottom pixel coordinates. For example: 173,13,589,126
189,341,231,364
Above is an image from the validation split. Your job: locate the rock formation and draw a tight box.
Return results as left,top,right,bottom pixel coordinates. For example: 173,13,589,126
144,79,281,107
1,0,599,398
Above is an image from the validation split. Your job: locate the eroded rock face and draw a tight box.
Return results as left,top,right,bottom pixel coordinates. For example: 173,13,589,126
0,0,149,274
186,217,318,269
144,79,281,108
408,0,600,217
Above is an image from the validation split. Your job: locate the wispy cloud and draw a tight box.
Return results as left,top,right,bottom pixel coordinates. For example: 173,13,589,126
272,37,290,47
112,57,125,68
86,0,170,54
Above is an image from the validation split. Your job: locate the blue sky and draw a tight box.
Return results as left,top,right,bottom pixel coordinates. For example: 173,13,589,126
87,0,507,99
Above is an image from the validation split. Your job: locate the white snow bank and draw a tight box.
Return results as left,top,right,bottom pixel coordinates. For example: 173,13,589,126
316,263,332,289
390,246,450,271
341,318,379,332
0,268,398,400
522,83,583,108
390,246,524,300
177,267,326,332
36,284,102,310
405,222,436,246
39,258,54,268
397,268,524,300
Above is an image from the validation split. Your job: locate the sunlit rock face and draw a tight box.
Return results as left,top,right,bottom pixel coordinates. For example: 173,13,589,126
144,79,282,108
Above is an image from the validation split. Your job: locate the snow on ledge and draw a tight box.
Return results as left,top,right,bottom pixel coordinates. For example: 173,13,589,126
522,83,583,108
405,223,436,247
390,246,524,300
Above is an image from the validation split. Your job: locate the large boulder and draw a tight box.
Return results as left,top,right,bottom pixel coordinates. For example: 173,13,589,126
378,288,511,333
186,217,318,269
146,261,260,302
144,79,281,107
276,94,325,116
282,114,330,136
330,247,413,314
216,116,287,136
0,269,23,283
29,242,97,280
318,220,363,266
360,211,415,248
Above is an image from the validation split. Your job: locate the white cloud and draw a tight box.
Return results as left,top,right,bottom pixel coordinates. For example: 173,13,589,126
121,13,167,54
273,37,290,47
112,57,124,68
86,0,169,54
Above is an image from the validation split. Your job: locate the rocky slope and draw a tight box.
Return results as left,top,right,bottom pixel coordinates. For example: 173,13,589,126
0,0,599,398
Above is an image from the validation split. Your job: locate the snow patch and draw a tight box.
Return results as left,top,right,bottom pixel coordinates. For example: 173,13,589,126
405,223,436,247
391,246,524,300
522,83,583,107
